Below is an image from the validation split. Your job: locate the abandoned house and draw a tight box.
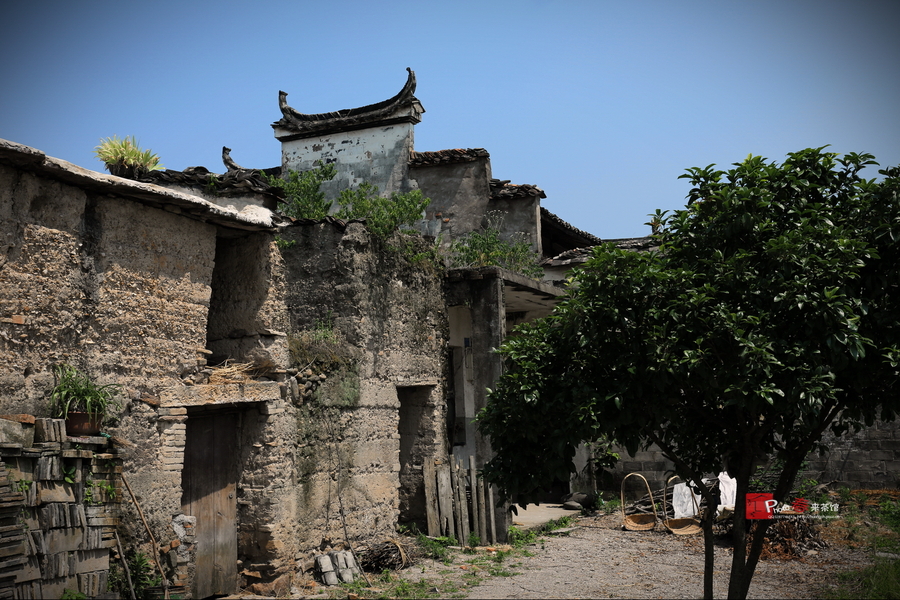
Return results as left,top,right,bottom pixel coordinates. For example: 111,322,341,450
1,68,897,598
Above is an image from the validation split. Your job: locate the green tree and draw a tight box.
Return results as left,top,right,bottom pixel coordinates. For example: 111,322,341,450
263,163,336,220
477,148,900,599
334,183,429,241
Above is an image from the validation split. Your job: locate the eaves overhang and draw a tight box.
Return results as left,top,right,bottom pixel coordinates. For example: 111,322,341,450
447,266,567,315
0,139,284,232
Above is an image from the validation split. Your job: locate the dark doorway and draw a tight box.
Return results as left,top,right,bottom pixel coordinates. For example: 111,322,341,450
397,385,433,527
181,412,238,598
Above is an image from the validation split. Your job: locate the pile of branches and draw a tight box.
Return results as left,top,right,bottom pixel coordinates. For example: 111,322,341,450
751,516,828,559
355,539,410,572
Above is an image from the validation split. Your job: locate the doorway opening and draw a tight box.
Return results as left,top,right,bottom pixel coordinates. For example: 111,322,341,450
397,385,435,528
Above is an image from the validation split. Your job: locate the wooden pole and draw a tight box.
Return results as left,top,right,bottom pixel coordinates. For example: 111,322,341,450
468,456,481,544
455,459,470,545
114,529,137,600
487,484,497,544
121,473,169,599
451,461,465,544
476,470,488,544
436,462,454,538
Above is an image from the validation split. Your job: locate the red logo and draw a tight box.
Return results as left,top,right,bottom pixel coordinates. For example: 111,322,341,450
791,498,810,513
746,493,777,519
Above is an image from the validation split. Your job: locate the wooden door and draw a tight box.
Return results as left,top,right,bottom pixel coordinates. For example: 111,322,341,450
181,412,238,598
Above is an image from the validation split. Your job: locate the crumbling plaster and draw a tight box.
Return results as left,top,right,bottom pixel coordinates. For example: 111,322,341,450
279,124,417,202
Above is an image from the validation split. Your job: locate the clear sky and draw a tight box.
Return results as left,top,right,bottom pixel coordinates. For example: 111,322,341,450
2,0,898,240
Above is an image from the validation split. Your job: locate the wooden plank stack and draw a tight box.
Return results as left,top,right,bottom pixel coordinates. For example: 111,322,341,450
423,457,498,545
0,462,27,599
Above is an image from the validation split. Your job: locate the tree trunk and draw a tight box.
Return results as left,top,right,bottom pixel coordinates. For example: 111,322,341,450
727,445,753,599
702,496,716,599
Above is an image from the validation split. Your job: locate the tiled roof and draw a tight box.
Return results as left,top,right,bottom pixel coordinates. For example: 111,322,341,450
139,147,281,197
490,179,547,200
540,207,602,245
409,148,489,167
0,138,284,231
138,166,284,198
541,236,660,267
273,68,423,137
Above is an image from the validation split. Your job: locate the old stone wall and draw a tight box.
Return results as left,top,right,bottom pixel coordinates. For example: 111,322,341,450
0,161,219,550
488,195,542,255
409,158,493,240
0,163,216,402
277,221,450,558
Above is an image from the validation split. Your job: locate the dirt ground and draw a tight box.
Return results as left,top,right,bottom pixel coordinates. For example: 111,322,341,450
394,513,872,599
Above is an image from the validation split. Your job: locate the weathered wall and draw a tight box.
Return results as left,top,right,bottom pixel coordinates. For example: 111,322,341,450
277,221,450,554
0,160,222,595
409,158,493,240
0,162,216,403
446,276,511,539
280,125,416,201
489,195,542,254
206,231,290,367
803,420,900,489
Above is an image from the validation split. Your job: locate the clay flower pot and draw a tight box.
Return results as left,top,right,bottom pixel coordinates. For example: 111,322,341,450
64,412,102,436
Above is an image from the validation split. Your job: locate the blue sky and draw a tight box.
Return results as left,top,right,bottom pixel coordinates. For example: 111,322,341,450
2,0,898,240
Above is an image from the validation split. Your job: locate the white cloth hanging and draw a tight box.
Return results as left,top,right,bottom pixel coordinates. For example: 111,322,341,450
717,471,737,514
672,482,700,518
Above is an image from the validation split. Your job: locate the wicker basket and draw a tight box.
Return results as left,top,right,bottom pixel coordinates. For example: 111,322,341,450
663,476,702,535
621,473,657,531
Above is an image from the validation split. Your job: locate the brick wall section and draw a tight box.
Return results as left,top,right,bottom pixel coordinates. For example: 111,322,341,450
0,419,122,598
802,420,900,489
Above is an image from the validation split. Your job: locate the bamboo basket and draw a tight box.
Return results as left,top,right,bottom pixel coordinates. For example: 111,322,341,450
663,476,702,535
621,473,657,531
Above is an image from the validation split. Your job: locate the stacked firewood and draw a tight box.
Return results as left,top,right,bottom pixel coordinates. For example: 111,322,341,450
355,539,410,571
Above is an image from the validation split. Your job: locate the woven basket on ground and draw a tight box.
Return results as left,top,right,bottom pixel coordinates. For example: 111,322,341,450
621,473,657,531
663,476,702,535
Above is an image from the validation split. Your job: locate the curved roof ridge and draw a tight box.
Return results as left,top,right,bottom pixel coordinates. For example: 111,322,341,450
273,68,420,133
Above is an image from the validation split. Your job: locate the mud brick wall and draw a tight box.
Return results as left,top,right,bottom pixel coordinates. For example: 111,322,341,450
0,418,122,598
0,163,217,409
277,221,450,571
0,159,220,585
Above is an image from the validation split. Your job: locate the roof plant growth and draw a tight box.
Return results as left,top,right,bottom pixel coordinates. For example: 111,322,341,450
266,166,429,242
477,148,900,599
93,135,163,179
449,211,544,280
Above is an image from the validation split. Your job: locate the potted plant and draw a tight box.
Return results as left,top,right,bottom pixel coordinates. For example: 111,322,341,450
93,135,163,179
50,363,122,436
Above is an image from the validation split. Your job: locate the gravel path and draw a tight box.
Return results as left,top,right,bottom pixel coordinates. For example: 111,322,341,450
459,515,869,599
404,516,871,598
